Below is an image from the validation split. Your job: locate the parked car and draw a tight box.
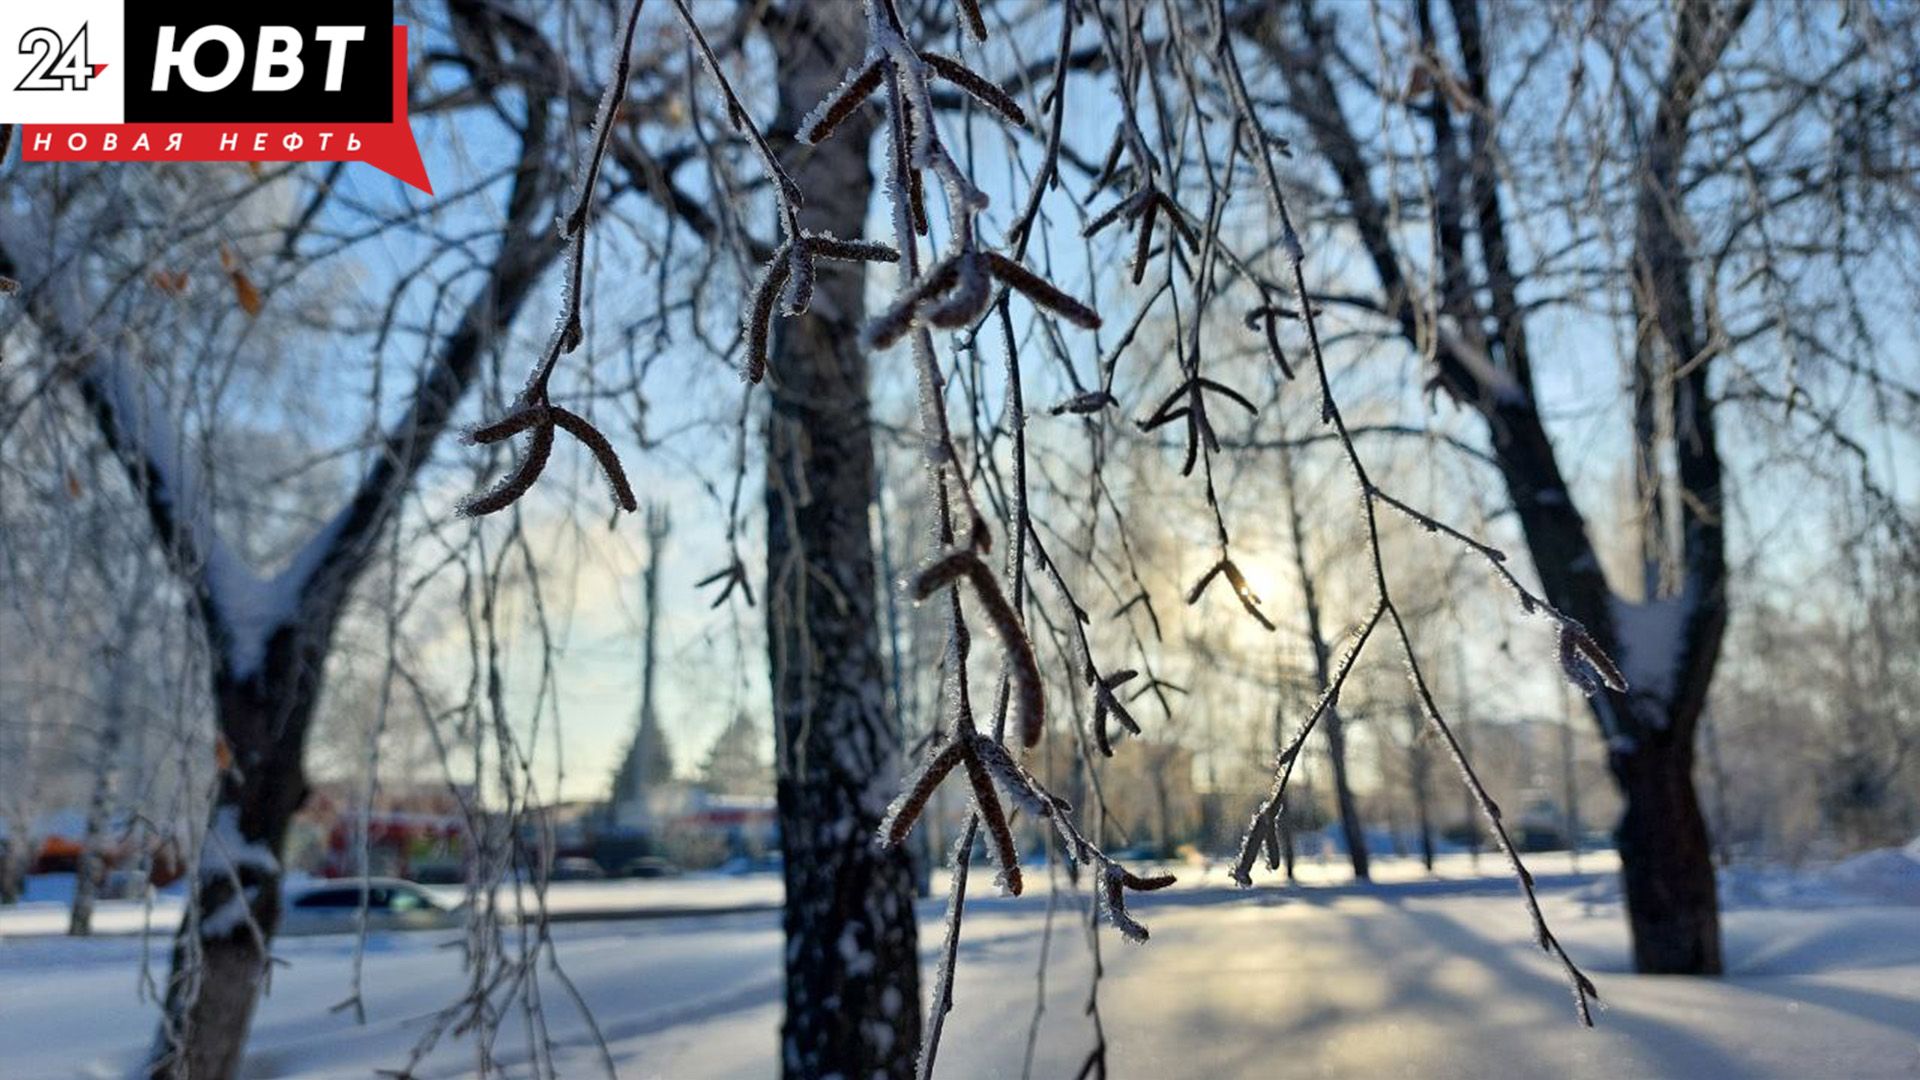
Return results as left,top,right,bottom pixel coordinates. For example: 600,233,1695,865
718,853,782,876
281,878,460,936
548,857,606,881
617,857,682,879
99,868,149,900
409,861,466,885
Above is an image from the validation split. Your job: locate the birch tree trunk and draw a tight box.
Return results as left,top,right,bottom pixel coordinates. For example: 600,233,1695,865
72,547,153,936
763,7,921,1075
69,638,131,937
151,654,323,1080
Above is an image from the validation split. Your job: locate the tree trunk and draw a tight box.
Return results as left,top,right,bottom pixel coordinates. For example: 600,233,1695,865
1408,705,1435,872
1603,0,1745,976
764,9,920,1076
1276,436,1368,879
1152,751,1175,857
1455,672,1481,870
74,558,148,936
151,640,319,1079
1559,685,1582,868
1320,716,1367,877
1279,808,1297,882
0,820,26,904
1699,708,1733,867
133,184,553,1080
1414,793,1435,873
874,476,934,898
68,678,125,936
1613,739,1721,974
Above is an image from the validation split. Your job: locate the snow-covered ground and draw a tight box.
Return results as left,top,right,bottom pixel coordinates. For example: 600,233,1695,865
1,850,1916,1078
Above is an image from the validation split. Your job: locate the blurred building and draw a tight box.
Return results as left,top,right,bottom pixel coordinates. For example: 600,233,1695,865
289,781,471,881
0,808,186,885
596,786,777,870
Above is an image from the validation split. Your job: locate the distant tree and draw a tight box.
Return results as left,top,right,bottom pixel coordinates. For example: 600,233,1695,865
613,725,677,796
701,713,773,797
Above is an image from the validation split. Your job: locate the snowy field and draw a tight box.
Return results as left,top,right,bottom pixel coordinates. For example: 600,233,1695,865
1,850,1917,1079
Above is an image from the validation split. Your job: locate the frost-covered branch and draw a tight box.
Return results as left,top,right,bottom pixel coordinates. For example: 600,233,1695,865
1207,0,1601,1022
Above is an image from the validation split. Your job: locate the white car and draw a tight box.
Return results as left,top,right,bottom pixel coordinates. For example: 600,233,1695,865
280,878,461,936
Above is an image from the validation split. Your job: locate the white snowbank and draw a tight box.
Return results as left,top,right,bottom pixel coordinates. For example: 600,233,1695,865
1826,844,1920,905
1574,839,1920,912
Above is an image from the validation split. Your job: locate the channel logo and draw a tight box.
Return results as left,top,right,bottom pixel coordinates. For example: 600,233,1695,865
1,1,429,192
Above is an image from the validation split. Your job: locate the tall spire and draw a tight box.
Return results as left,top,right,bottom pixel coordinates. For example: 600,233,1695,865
617,504,674,826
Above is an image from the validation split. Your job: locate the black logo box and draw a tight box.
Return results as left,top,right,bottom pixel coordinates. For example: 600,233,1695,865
122,0,395,123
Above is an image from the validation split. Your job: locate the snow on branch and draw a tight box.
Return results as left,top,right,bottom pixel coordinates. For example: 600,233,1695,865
1606,593,1691,707
0,204,314,678
86,356,275,665
195,806,277,942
